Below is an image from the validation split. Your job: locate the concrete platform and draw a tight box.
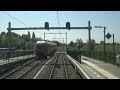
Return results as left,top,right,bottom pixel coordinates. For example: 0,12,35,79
81,56,120,79
67,55,120,79
0,54,36,65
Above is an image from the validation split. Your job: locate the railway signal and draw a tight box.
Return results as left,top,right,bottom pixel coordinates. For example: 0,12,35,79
7,21,92,58
45,22,49,30
66,22,70,30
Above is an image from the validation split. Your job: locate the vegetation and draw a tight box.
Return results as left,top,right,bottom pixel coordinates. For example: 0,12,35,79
0,31,43,50
51,40,61,46
68,38,120,53
67,38,120,66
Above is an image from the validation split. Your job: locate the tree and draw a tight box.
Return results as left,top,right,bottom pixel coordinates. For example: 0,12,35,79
100,41,104,45
0,34,2,47
106,43,112,45
36,37,43,41
86,39,96,51
27,31,31,41
0,32,8,48
1,32,6,36
52,41,61,46
69,41,74,47
91,39,96,51
32,31,36,42
0,31,43,50
76,39,83,49
19,39,25,50
22,34,29,41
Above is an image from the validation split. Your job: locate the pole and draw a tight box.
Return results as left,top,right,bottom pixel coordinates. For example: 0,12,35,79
44,32,45,40
66,32,67,45
104,27,106,62
88,21,91,57
8,22,11,60
66,32,67,51
113,34,115,64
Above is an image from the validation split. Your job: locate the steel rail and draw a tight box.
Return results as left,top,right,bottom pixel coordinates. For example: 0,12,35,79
49,53,59,79
17,62,39,79
62,53,69,79
0,57,37,79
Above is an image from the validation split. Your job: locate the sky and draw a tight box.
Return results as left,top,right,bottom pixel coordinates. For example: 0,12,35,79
0,11,120,44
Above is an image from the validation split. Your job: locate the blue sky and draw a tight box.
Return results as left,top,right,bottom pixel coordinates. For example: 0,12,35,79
0,11,120,44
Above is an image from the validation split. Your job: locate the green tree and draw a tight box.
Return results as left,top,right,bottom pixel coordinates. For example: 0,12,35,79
32,31,36,42
86,39,96,51
19,39,25,50
69,41,74,47
21,34,29,41
27,31,31,41
0,34,2,47
76,39,83,49
36,37,43,41
0,32,8,48
1,32,6,36
100,41,104,45
52,40,61,46
91,39,96,51
0,31,43,50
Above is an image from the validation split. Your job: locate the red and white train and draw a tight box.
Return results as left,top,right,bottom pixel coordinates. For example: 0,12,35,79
35,41,57,58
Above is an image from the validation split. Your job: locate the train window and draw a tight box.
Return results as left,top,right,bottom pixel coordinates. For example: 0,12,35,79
36,44,44,48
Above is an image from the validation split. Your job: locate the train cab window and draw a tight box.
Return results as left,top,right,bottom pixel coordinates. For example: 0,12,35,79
36,44,44,48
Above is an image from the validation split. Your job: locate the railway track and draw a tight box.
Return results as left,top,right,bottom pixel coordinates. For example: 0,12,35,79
0,46,82,79
63,53,69,79
0,57,40,79
49,54,66,79
34,46,82,79
0,46,83,79
49,48,69,79
49,53,69,79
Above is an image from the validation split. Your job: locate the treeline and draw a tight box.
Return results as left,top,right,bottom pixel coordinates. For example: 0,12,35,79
0,31,43,50
68,39,96,51
68,39,120,52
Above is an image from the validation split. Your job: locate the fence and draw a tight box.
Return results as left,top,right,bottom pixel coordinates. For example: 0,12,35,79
67,50,81,63
80,50,119,65
0,50,35,60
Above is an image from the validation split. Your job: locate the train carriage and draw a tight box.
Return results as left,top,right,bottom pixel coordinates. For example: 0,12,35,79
35,41,57,59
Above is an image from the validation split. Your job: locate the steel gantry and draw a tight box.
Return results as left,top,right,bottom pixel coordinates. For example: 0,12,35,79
7,21,92,59
53,38,65,44
44,32,67,45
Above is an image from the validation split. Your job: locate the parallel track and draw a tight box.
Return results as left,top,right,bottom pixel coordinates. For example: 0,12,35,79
1,46,83,79
0,57,39,79
49,53,59,79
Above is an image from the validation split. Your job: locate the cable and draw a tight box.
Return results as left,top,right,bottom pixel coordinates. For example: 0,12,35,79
2,11,29,27
2,11,42,38
57,11,61,38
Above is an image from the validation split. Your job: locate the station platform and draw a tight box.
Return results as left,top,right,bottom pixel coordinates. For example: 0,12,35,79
67,55,120,79
81,56,120,79
0,54,36,65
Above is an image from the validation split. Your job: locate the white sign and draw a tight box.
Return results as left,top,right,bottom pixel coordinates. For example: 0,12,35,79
116,54,120,64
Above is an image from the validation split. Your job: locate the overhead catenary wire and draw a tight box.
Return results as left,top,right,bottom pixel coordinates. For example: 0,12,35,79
2,11,42,38
2,11,29,27
57,11,61,39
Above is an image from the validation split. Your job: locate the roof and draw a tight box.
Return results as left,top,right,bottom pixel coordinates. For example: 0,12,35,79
36,41,46,44
36,41,57,46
